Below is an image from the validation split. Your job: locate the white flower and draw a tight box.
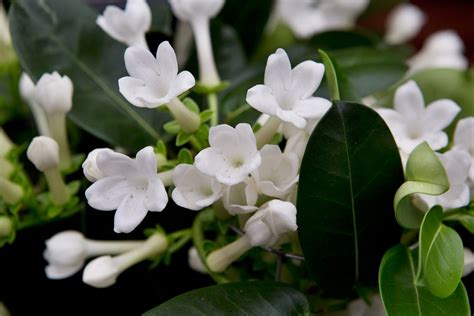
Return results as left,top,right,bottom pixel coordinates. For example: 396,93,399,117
82,233,167,288
377,80,460,154
244,200,298,247
19,73,36,104
82,148,114,182
34,72,73,115
44,230,145,280
385,3,425,45
276,0,368,39
0,3,11,46
408,30,468,74
464,248,474,277
284,131,310,161
96,0,151,48
453,117,474,182
419,150,471,210
172,164,223,211
26,136,59,172
252,145,299,198
222,179,259,215
118,41,195,108
246,48,330,129
168,0,225,22
188,247,207,274
85,146,168,233
195,124,261,186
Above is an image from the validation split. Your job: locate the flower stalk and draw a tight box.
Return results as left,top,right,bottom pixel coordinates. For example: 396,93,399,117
206,235,253,273
167,98,201,133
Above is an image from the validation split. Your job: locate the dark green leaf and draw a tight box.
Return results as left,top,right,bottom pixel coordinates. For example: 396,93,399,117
379,245,470,316
9,0,168,150
144,281,310,316
394,142,449,229
417,206,464,298
297,101,403,297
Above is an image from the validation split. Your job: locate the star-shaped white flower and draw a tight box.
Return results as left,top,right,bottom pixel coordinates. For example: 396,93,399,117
118,41,195,108
96,0,151,48
377,80,460,154
172,164,223,211
252,145,299,199
246,48,330,129
453,117,474,182
419,149,471,210
244,200,298,247
85,146,168,233
195,124,261,186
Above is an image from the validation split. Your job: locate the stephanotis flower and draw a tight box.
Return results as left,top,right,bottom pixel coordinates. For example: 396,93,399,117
195,124,261,186
385,3,425,45
84,146,168,233
408,30,468,74
246,48,330,129
252,145,299,199
453,117,474,182
172,164,223,211
96,0,151,48
82,148,114,182
377,80,460,154
34,72,74,115
119,41,195,108
419,149,471,210
222,179,259,215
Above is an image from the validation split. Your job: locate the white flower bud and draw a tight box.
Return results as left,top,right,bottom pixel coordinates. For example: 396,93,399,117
19,73,36,104
188,247,208,274
463,248,474,277
244,200,298,247
168,0,225,22
82,256,119,288
385,4,425,45
44,231,87,279
34,72,73,115
82,148,114,182
26,136,59,172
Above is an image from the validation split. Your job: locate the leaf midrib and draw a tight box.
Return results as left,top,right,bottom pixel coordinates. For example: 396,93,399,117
23,0,160,140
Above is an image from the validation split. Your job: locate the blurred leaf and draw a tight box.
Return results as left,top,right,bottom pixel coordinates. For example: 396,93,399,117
309,30,378,51
379,245,470,316
144,281,309,316
148,0,172,35
9,0,169,150
417,206,464,298
297,101,403,297
318,49,357,101
394,142,449,229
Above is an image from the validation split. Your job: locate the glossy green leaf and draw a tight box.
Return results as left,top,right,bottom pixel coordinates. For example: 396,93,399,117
9,0,168,150
297,101,403,297
394,142,449,229
144,281,310,316
379,245,470,316
446,208,474,234
318,50,340,100
417,206,464,298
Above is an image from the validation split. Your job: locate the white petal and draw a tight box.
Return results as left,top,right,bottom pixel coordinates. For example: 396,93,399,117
155,41,178,84
246,84,279,116
96,149,138,178
85,176,130,210
293,97,331,118
125,0,152,34
276,108,307,129
114,193,148,233
118,76,156,108
424,131,449,151
394,80,425,119
135,146,157,175
385,4,425,45
423,99,460,132
290,61,325,98
45,262,84,279
145,179,168,212
167,71,195,99
264,49,292,93
454,117,474,151
194,147,226,178
97,6,130,43
124,46,160,83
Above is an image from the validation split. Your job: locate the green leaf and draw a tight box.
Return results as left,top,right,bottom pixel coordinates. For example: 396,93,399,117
318,50,340,100
394,142,450,229
446,209,474,234
417,206,464,298
176,131,191,147
155,140,167,156
163,121,181,135
144,281,310,316
182,97,200,114
9,0,168,150
379,245,470,316
200,109,214,123
177,148,193,164
297,101,403,297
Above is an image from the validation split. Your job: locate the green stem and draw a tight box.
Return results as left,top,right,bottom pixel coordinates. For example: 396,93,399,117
207,93,219,126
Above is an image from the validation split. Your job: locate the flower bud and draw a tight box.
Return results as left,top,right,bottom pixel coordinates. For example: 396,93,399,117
82,256,119,288
19,73,36,103
0,178,23,204
0,216,13,239
244,200,298,247
385,4,425,45
188,247,208,274
34,72,73,115
26,136,59,172
44,231,87,279
82,148,113,182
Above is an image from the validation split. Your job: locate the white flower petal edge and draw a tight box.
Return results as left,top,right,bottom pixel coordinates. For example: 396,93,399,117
246,48,330,129
385,3,425,45
168,0,225,22
96,0,151,48
244,200,298,247
377,80,460,154
419,149,471,210
172,164,223,211
453,117,474,182
118,41,195,108
44,231,87,279
195,123,261,186
222,179,259,215
85,146,168,233
464,248,474,277
34,72,74,115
